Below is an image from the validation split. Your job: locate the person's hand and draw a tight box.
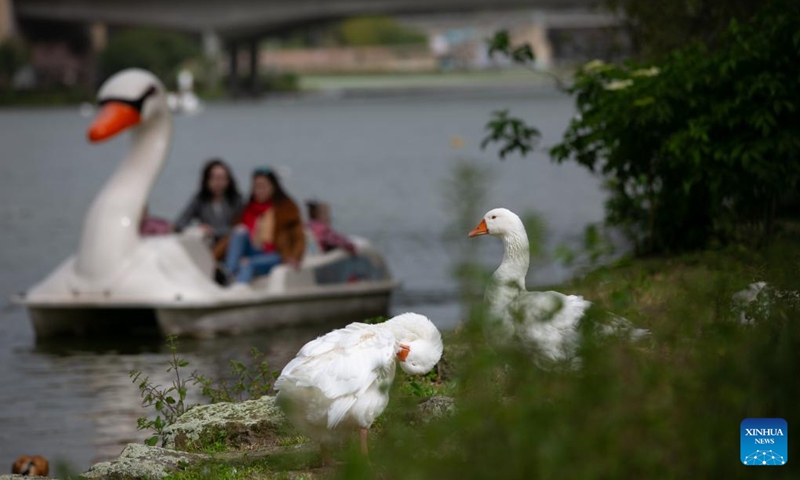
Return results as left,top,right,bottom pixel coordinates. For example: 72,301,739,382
287,258,302,270
199,223,214,236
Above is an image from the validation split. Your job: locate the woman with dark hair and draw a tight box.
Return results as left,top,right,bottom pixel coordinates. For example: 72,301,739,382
174,158,243,243
223,166,305,285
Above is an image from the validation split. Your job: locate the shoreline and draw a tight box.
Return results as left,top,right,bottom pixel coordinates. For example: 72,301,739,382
0,69,569,108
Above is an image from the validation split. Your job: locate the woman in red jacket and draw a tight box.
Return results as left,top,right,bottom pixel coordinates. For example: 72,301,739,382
223,167,305,284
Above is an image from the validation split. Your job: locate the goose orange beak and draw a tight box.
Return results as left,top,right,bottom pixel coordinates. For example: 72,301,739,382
397,343,410,362
88,102,141,142
468,219,489,238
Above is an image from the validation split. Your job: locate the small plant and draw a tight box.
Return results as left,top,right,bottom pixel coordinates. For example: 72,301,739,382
130,335,193,446
555,223,617,272
401,369,443,398
481,110,541,160
191,348,278,403
363,316,388,325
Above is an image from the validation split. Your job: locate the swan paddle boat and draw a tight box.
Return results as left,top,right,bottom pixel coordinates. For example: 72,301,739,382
16,69,397,339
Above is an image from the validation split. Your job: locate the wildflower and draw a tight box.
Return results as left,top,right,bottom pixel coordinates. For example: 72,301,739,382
582,59,607,73
604,79,634,91
632,66,660,77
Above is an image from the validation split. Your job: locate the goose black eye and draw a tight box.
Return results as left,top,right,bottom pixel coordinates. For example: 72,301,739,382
491,215,497,220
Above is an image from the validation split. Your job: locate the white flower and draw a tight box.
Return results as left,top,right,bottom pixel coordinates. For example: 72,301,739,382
582,59,607,73
632,66,660,77
604,79,633,91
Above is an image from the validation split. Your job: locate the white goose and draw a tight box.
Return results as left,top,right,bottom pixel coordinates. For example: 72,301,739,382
274,313,443,460
468,208,648,363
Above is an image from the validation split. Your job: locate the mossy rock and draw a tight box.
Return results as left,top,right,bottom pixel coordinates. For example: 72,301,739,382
82,444,207,480
415,396,455,423
163,396,301,452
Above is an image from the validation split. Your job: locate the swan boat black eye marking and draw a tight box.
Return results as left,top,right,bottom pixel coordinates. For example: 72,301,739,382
99,85,157,111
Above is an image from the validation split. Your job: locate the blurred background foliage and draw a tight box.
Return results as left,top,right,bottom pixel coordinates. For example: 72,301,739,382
486,0,800,255
99,28,201,89
336,16,427,47
0,38,27,88
605,0,763,61
335,180,800,479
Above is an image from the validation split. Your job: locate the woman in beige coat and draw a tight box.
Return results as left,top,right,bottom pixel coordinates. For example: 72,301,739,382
221,167,305,284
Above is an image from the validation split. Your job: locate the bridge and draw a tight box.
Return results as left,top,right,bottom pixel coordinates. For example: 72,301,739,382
3,0,610,93
11,0,600,40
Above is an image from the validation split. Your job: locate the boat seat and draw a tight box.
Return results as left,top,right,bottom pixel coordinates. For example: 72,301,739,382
175,233,215,278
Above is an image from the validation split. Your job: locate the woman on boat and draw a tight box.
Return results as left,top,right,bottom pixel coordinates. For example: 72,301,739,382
174,159,243,245
223,166,305,285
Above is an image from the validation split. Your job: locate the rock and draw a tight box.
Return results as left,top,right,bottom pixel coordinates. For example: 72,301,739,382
163,395,295,451
416,396,455,423
78,395,451,479
82,443,207,480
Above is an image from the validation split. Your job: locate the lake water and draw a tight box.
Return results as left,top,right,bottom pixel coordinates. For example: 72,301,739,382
0,87,606,470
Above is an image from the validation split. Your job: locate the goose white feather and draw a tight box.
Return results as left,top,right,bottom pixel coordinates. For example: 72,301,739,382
469,208,648,362
274,313,442,446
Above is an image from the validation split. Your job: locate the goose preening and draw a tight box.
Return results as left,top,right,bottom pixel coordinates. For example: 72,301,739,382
468,208,649,363
274,313,443,460
11,455,49,476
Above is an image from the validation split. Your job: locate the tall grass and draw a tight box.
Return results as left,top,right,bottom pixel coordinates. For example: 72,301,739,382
337,160,800,478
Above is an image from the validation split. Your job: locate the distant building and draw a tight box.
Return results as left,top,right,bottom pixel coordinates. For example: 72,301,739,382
398,9,631,70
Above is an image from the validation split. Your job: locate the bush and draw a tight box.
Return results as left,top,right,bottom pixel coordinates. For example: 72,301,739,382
99,28,200,88
482,1,800,254
0,39,27,88
550,0,800,254
338,229,800,480
606,0,763,60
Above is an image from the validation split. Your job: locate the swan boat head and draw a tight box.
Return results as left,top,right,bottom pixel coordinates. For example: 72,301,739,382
88,69,169,142
75,69,172,282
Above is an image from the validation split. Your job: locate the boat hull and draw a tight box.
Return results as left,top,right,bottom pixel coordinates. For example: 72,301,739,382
29,307,161,337
157,288,392,338
27,284,393,338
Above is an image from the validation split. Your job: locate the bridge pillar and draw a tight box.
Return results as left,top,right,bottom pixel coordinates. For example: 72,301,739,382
89,22,107,52
227,41,239,97
0,0,16,42
529,10,553,68
203,29,222,90
248,38,258,94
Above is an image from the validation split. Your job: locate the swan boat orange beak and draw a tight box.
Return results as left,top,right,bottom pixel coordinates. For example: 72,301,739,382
88,101,141,143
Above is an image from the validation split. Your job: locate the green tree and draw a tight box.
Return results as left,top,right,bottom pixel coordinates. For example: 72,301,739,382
607,0,762,60
338,16,426,47
0,39,27,88
484,0,800,254
551,0,800,253
99,28,200,87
